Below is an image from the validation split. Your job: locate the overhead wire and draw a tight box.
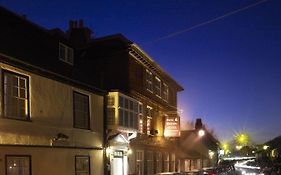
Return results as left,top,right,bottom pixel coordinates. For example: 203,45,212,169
143,0,269,45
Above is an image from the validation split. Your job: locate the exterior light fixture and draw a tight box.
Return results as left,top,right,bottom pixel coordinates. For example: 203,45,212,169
263,145,269,150
209,150,215,159
106,147,113,157
127,149,132,155
198,129,205,137
236,145,242,150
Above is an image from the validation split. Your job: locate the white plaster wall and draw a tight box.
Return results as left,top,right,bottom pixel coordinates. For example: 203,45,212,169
0,63,104,147
0,146,104,175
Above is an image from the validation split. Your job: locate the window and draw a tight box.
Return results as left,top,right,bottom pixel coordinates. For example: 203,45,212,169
59,43,74,65
164,153,169,172
73,91,90,129
3,70,29,120
146,106,153,135
118,95,138,129
163,83,169,101
6,155,31,175
146,151,154,175
155,152,162,173
154,77,161,97
146,69,153,92
170,153,176,172
75,156,90,175
136,150,144,175
138,103,144,133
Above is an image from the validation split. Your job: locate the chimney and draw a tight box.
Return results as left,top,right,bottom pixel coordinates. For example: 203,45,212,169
195,118,203,130
67,19,93,47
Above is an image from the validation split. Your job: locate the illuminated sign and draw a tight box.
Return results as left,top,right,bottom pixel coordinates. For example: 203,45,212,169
164,116,180,137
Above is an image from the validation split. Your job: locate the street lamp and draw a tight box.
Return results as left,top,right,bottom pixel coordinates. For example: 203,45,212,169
263,145,269,150
198,129,205,170
198,129,205,137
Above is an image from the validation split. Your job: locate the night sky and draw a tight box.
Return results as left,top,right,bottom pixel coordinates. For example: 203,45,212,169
1,0,281,144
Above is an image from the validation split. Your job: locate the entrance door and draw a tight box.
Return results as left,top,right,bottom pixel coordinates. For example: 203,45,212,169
111,151,124,175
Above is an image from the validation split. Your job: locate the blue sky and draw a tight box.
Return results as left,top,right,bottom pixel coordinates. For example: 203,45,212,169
1,0,281,143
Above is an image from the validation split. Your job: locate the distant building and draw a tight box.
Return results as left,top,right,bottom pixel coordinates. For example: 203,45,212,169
0,6,105,175
178,119,219,171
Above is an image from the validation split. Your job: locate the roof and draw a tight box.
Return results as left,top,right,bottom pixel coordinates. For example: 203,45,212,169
180,130,219,150
80,34,184,91
0,6,105,95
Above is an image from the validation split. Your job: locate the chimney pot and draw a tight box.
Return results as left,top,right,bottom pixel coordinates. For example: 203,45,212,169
195,118,203,130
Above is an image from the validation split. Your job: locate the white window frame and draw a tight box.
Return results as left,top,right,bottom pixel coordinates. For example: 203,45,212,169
6,155,31,175
155,76,161,98
118,94,139,130
59,42,74,65
3,70,30,120
146,69,153,92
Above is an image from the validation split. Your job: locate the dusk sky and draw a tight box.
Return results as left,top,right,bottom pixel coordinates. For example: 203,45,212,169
1,0,281,143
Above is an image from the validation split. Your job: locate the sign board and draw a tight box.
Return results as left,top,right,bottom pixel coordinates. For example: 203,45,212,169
164,116,180,137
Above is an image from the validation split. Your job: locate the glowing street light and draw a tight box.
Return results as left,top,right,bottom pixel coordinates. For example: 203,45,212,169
235,133,250,146
198,129,205,137
263,145,269,150
236,145,243,150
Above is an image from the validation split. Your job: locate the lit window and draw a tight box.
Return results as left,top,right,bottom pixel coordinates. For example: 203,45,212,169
73,91,90,129
146,69,153,92
163,83,169,101
59,43,74,65
155,77,161,97
146,106,153,135
139,103,144,133
75,156,90,175
6,155,31,175
118,95,139,130
3,70,29,120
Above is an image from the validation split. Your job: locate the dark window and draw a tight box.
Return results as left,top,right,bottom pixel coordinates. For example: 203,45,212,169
6,155,31,175
163,83,169,101
146,69,153,92
3,70,29,120
154,77,161,97
73,91,90,129
75,156,90,175
59,43,74,65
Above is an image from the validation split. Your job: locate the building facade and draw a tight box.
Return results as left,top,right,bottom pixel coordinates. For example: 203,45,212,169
0,7,105,175
79,35,184,175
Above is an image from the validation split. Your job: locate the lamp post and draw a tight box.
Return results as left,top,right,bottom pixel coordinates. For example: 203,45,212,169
198,129,205,169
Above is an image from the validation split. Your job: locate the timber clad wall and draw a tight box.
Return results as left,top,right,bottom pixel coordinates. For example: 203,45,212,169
128,55,178,109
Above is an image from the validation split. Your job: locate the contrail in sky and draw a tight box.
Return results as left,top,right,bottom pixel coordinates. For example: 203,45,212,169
144,0,268,45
